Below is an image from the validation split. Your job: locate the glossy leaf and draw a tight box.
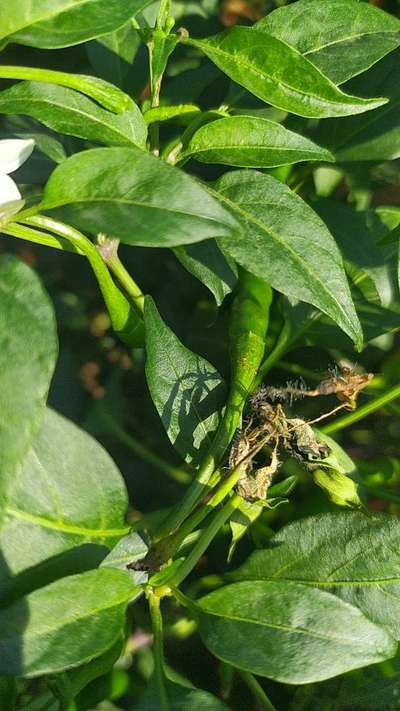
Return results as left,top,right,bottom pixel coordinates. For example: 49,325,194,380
144,297,226,464
257,0,400,85
233,512,400,639
318,53,400,162
198,580,396,684
40,147,240,247
174,241,238,305
0,407,128,598
187,27,387,119
1,0,154,49
0,568,134,676
214,170,363,349
182,115,334,168
0,256,57,492
0,82,147,148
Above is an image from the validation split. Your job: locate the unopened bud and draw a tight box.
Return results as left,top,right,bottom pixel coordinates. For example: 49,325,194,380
313,468,361,508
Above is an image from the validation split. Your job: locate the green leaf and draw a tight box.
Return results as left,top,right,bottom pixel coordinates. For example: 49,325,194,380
0,677,16,710
144,297,226,464
86,21,141,89
198,580,396,684
182,115,334,168
317,52,400,161
228,500,263,563
101,530,148,587
0,82,147,148
174,241,238,305
0,407,128,599
256,0,400,85
136,678,230,710
40,146,240,247
0,568,134,676
214,170,363,349
314,199,397,308
232,512,400,640
1,0,154,48
0,256,57,493
186,27,387,119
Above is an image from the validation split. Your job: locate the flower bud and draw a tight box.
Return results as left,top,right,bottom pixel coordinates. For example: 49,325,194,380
313,468,361,508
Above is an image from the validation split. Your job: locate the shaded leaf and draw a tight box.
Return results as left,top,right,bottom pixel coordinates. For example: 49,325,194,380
214,170,362,349
0,407,128,599
0,82,147,148
182,115,334,168
318,52,400,161
0,568,134,676
257,0,400,85
136,678,230,710
198,580,396,684
233,512,400,639
314,199,397,308
187,27,386,119
174,240,238,305
86,21,141,89
144,297,226,464
0,256,57,494
40,146,240,247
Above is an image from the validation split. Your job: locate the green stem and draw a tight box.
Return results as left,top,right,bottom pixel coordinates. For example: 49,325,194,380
98,409,190,484
172,494,242,587
22,215,144,347
156,0,171,29
239,671,278,711
148,594,169,711
321,383,400,435
97,235,145,314
175,457,254,547
0,65,130,113
155,272,272,541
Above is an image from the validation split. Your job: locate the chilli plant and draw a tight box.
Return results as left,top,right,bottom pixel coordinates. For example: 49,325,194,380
2,0,400,709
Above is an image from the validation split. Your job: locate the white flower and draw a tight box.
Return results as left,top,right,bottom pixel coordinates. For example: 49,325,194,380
0,138,35,223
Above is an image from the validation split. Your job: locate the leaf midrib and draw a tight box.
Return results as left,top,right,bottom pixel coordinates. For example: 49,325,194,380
201,604,372,645
212,185,356,338
0,93,136,145
42,195,235,232
304,29,400,57
5,506,129,538
194,36,374,112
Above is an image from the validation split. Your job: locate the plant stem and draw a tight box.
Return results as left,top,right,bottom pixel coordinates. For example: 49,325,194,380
98,408,190,484
321,383,400,435
153,395,243,541
172,494,242,586
148,593,169,711
97,235,145,314
174,448,263,547
22,215,144,347
239,671,278,711
157,0,170,29
155,272,272,541
0,65,130,113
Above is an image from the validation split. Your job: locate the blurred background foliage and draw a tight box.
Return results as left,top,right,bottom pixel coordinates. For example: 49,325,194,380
2,1,400,709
